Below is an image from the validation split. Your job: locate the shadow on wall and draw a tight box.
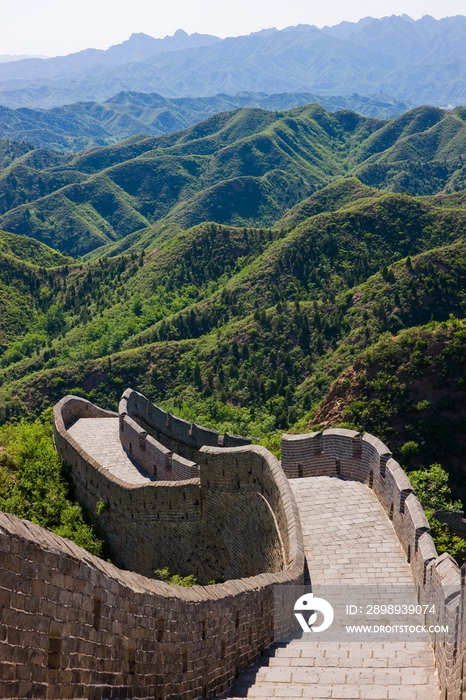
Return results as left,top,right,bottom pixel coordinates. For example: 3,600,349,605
53,393,296,584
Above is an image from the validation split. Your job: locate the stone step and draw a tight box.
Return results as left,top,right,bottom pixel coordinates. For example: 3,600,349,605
223,477,442,700
244,688,438,696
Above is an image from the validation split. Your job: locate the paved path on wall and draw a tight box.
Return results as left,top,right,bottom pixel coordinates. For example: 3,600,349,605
226,476,441,700
67,417,155,485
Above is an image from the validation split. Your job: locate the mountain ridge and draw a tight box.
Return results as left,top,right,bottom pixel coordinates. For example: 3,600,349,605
0,16,466,109
1,103,466,258
0,91,413,152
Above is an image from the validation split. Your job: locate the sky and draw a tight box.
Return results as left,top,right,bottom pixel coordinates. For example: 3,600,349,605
2,0,466,57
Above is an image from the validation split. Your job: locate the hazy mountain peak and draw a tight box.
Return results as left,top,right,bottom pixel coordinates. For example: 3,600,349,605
107,29,220,62
320,16,374,39
0,54,49,63
0,15,465,109
282,24,317,34
250,28,279,37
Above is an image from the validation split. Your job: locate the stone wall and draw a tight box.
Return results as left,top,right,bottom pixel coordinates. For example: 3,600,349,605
4,398,465,700
282,428,465,700
0,396,304,700
0,511,303,700
54,396,298,584
119,413,199,481
120,389,252,462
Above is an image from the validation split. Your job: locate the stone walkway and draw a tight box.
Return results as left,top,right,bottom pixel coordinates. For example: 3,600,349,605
67,417,155,484
226,476,441,700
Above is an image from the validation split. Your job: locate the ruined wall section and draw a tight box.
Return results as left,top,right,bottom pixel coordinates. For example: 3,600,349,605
0,511,303,700
282,428,465,700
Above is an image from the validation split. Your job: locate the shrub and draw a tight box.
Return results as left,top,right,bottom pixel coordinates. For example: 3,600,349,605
410,464,466,563
0,411,104,557
154,567,198,587
400,440,419,463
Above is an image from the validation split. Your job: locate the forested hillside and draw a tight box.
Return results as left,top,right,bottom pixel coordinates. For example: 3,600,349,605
1,104,466,258
1,102,466,555
0,91,412,152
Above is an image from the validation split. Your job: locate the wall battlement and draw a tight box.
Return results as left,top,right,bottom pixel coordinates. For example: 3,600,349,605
282,428,464,700
0,398,464,699
119,412,200,481
120,389,252,462
53,395,296,584
0,393,304,700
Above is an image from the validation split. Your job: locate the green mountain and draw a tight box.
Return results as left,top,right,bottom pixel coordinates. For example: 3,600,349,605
312,318,466,501
1,103,466,525
1,104,466,258
0,229,70,352
0,178,465,446
0,91,413,152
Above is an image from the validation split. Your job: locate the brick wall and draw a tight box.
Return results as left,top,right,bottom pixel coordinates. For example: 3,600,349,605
0,511,303,700
119,413,199,481
120,389,252,462
54,397,300,584
282,428,465,700
0,396,304,700
5,399,464,700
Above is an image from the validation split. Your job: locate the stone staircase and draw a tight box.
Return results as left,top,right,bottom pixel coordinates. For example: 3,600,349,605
218,476,441,700
224,640,439,699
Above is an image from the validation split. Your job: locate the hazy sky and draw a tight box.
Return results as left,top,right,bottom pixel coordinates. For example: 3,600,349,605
2,0,466,57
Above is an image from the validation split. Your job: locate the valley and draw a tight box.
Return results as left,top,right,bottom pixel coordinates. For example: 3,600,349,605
0,98,466,568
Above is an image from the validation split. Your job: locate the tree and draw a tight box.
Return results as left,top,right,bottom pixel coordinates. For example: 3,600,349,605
410,464,466,562
410,463,461,512
400,440,419,466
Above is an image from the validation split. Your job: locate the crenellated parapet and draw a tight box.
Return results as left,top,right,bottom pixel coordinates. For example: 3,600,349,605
119,412,200,480
1,393,463,700
120,388,252,463
0,393,308,700
53,394,300,585
0,508,303,700
282,427,464,700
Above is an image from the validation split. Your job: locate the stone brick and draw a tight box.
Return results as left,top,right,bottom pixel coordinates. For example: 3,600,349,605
0,395,451,700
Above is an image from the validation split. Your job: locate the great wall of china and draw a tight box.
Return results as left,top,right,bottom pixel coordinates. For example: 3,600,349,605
0,389,465,699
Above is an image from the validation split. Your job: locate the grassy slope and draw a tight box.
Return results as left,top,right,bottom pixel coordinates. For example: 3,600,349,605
2,104,466,257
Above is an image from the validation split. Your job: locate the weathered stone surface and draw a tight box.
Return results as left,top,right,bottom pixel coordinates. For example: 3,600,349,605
0,395,461,700
226,477,441,699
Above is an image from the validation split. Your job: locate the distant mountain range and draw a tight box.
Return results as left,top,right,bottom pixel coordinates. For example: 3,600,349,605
0,16,466,109
0,55,49,63
0,91,413,151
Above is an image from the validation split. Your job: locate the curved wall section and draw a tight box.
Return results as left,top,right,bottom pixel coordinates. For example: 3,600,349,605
53,395,302,585
281,428,464,700
120,388,252,462
0,511,302,700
